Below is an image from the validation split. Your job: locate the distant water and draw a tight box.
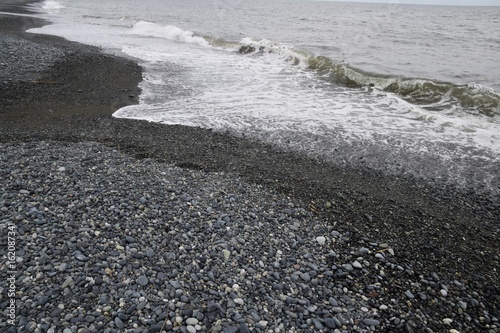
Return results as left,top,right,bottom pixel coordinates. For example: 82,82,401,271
25,0,500,194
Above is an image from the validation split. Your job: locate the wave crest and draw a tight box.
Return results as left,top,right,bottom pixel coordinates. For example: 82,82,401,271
128,21,209,47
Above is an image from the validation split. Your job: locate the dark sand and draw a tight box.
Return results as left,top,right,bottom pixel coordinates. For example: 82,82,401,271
1,1,498,330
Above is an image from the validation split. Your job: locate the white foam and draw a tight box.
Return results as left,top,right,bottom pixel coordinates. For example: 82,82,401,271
42,0,65,14
128,21,209,47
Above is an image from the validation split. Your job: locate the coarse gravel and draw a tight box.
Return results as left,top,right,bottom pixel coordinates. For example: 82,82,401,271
0,4,498,332
1,141,498,333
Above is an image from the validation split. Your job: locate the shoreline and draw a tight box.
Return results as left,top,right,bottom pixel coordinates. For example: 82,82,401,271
1,3,498,332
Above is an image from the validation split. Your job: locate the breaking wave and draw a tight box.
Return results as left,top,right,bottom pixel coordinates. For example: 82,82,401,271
127,21,500,118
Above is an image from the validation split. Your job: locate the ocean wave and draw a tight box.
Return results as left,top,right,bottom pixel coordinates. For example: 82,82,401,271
125,22,500,118
128,21,209,47
42,0,65,13
234,38,500,117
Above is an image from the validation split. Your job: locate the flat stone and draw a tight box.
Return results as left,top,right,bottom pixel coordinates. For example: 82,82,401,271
115,317,124,329
363,318,380,326
137,275,148,286
186,318,199,325
405,290,415,299
74,251,88,262
325,317,336,328
312,318,324,329
222,249,231,260
352,260,362,269
300,272,311,281
61,277,73,289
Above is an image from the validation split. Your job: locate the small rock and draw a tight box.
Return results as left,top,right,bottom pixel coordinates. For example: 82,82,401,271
405,290,415,299
186,318,199,325
352,260,362,269
73,251,88,262
316,236,326,245
61,277,73,289
363,318,380,326
325,317,336,328
137,275,148,286
115,317,124,329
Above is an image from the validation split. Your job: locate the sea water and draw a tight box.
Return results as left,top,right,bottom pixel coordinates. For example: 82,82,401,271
24,0,500,194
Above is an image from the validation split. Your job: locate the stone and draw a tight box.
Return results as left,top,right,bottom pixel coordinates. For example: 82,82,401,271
316,236,326,245
352,260,362,269
186,318,199,325
137,275,148,286
363,318,380,326
405,290,415,299
325,317,336,328
61,277,73,289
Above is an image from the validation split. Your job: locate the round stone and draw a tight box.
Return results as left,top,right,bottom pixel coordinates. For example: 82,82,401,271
316,236,326,245
186,318,199,325
137,275,148,286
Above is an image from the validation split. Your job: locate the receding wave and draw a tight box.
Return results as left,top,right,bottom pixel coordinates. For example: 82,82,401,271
234,38,500,117
126,21,500,117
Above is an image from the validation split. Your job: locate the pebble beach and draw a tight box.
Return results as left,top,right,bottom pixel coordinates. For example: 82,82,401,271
0,1,499,332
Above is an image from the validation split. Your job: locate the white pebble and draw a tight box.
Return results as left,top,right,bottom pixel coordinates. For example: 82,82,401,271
443,318,453,325
234,298,244,305
440,289,448,297
222,249,231,260
316,236,326,245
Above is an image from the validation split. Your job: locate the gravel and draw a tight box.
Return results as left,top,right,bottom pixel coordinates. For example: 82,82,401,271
0,141,498,332
0,7,498,332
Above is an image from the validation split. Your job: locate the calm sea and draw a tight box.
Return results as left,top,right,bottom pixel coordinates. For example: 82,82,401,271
24,0,500,193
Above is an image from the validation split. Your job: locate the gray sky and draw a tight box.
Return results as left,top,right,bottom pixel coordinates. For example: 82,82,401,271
323,0,499,6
